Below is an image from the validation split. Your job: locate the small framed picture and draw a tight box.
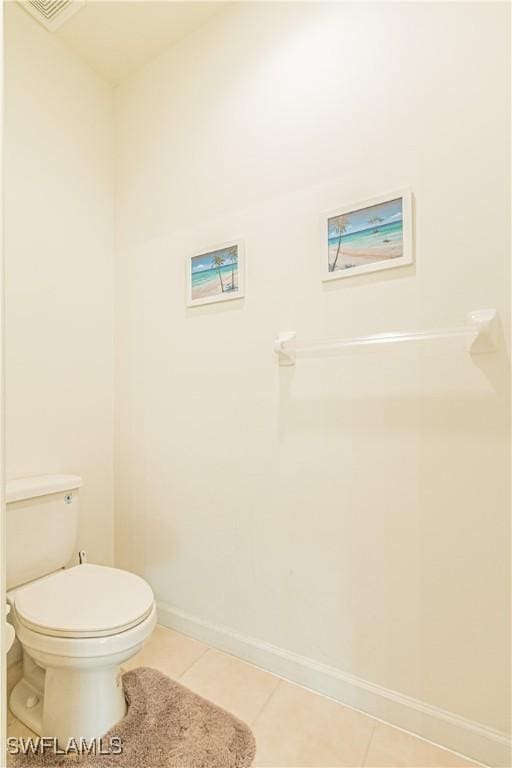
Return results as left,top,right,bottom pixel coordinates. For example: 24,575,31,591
322,189,413,281
186,240,245,307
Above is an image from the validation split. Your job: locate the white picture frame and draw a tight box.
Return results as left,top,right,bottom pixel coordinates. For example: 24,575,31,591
186,240,245,307
322,189,413,282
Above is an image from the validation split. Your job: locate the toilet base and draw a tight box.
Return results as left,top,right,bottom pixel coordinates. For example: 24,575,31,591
43,664,127,747
10,660,127,749
10,677,43,735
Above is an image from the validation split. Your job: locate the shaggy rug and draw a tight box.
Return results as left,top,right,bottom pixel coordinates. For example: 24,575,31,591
10,667,256,768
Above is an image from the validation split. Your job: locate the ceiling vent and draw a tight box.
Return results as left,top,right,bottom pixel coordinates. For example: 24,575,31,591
18,0,86,32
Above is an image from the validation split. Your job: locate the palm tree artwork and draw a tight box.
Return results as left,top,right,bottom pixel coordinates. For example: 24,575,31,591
189,242,244,305
227,246,238,292
329,214,348,272
212,251,226,292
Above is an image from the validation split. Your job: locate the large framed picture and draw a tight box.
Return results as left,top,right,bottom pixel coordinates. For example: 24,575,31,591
186,240,245,307
322,189,413,281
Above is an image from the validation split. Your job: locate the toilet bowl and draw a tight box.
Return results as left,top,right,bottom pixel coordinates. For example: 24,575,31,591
6,474,157,750
9,563,157,746
9,564,157,746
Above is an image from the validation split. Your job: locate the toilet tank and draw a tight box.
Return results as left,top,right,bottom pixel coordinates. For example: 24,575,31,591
6,475,82,590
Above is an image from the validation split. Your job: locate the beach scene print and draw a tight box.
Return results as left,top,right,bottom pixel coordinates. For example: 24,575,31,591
328,197,403,273
190,244,240,303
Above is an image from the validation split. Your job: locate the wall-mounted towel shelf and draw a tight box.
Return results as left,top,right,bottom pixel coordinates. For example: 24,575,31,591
274,309,498,366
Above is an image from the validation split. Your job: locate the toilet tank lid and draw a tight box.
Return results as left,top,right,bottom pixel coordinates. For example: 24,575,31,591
6,475,82,504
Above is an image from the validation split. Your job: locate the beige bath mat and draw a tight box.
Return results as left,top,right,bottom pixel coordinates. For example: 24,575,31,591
10,667,256,768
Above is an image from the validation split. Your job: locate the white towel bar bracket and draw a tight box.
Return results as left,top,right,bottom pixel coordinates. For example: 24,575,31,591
274,309,499,367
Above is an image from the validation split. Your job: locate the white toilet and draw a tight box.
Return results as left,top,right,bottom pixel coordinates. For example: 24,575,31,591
6,474,157,747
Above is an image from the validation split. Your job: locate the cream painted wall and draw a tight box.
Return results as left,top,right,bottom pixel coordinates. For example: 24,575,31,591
4,3,115,566
114,0,510,746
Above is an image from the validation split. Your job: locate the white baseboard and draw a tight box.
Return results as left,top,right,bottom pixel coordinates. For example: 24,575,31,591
157,601,511,768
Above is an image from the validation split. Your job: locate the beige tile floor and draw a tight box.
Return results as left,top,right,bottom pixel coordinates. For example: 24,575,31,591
7,624,482,768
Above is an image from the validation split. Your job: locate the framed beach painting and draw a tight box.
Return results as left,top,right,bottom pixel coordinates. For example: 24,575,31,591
322,189,413,281
186,240,245,307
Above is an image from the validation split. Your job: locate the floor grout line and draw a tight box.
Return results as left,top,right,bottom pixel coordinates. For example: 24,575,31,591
249,678,283,728
360,718,378,768
177,645,211,680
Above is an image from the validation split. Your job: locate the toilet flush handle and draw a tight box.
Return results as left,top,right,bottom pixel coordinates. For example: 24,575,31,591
78,550,88,565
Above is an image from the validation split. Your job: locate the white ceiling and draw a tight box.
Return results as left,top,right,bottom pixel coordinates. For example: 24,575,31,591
52,1,227,85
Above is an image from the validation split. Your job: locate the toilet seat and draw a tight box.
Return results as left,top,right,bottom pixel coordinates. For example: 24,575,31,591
13,564,154,638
